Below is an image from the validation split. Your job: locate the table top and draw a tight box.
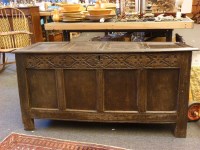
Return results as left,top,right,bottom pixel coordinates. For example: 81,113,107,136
44,17,194,31
13,42,199,53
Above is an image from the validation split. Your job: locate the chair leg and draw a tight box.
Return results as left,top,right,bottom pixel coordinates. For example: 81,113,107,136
0,53,6,72
0,53,15,72
3,53,5,64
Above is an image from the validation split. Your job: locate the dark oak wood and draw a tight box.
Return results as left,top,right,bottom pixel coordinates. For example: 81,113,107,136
147,69,179,111
104,70,138,111
27,69,58,108
137,69,147,113
14,42,198,137
64,70,97,110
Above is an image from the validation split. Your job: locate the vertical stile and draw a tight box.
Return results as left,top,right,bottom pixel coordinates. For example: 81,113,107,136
137,69,147,113
2,36,6,49
96,69,104,113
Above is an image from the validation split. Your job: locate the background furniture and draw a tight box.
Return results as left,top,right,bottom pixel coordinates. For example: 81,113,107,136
39,11,64,42
0,7,32,72
14,42,198,138
44,17,194,41
18,6,43,43
191,0,200,23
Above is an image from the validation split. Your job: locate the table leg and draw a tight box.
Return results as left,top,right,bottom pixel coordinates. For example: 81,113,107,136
46,30,50,42
63,30,71,41
166,29,173,42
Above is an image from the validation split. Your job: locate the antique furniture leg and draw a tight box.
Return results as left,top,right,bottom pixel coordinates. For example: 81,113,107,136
15,54,35,130
22,115,35,131
174,52,192,137
174,118,187,138
166,29,173,42
174,82,188,138
174,100,189,137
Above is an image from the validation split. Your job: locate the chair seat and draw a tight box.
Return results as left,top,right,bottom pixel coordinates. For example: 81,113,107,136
0,48,16,53
0,31,32,36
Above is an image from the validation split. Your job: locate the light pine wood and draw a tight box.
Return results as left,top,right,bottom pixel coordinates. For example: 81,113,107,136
0,7,32,72
0,31,32,36
45,17,194,30
39,11,52,17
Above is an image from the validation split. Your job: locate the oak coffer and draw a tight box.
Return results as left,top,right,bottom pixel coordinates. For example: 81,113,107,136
14,42,198,138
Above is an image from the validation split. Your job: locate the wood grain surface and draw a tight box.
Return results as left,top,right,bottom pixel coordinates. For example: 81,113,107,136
14,42,198,138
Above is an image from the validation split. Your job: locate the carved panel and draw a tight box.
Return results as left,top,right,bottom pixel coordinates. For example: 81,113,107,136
26,53,180,69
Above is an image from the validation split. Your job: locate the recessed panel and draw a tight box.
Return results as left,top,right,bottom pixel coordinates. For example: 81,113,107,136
27,69,58,108
104,70,138,111
64,70,97,110
104,42,143,50
147,69,179,111
28,43,67,52
63,42,103,51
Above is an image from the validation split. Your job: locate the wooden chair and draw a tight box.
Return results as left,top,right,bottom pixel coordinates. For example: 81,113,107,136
0,7,32,72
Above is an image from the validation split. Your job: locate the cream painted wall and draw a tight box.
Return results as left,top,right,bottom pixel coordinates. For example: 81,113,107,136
181,0,192,13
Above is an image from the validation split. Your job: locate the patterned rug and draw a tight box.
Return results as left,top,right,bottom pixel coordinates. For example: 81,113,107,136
0,133,126,150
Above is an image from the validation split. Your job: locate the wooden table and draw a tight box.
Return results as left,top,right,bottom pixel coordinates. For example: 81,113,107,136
39,11,53,23
14,41,198,137
44,17,194,41
40,11,53,41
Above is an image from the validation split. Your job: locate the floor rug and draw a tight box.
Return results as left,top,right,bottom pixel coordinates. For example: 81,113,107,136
0,133,126,150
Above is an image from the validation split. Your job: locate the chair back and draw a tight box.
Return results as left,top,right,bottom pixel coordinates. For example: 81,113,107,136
0,7,31,50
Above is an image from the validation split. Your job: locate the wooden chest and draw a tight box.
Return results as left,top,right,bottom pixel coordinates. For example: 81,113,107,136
14,42,198,138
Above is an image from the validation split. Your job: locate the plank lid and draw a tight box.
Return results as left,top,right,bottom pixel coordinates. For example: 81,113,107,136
13,42,199,53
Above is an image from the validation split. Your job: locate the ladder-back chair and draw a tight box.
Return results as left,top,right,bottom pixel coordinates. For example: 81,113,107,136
0,7,32,72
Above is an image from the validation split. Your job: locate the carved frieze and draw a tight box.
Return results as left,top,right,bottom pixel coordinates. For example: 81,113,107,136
26,53,180,69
